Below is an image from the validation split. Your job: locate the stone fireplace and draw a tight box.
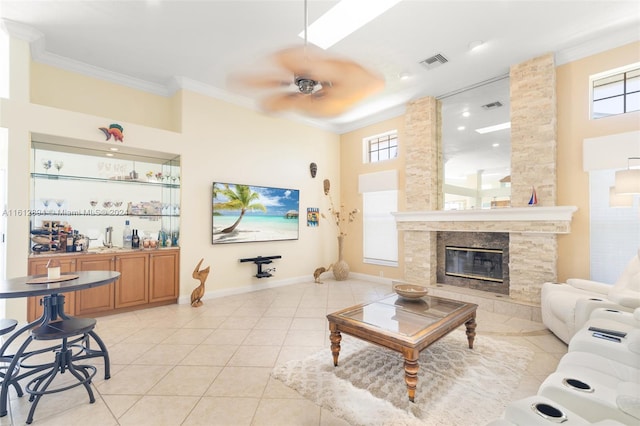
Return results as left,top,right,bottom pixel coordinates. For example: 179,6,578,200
396,53,577,308
395,207,576,304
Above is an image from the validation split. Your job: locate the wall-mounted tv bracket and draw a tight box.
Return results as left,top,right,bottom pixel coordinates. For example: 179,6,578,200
239,255,282,278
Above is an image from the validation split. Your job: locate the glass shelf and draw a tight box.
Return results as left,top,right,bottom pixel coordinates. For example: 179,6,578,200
31,173,180,189
30,139,181,254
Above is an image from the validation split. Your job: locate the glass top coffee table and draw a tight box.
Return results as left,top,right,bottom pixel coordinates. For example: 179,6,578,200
326,293,478,402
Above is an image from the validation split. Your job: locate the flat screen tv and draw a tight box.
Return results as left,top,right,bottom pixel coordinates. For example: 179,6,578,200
212,182,300,244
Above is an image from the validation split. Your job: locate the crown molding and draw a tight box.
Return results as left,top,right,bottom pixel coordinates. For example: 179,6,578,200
1,19,42,42
555,23,640,65
3,19,637,134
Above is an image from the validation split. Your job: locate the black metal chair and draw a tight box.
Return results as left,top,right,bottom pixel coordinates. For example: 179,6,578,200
21,317,98,424
0,319,22,399
0,295,111,424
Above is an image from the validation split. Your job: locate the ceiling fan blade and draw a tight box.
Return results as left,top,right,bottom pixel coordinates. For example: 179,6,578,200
230,43,384,117
271,45,329,79
228,73,292,90
261,92,306,113
261,87,369,118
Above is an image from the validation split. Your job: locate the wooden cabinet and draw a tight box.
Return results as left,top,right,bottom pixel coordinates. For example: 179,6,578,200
149,251,179,302
115,252,149,308
74,255,116,316
27,249,179,321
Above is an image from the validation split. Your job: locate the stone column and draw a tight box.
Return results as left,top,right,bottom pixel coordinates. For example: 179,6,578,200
509,53,559,302
403,97,440,285
510,53,557,207
405,96,441,211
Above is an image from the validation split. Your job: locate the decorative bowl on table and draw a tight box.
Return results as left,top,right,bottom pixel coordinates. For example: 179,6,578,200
393,283,428,300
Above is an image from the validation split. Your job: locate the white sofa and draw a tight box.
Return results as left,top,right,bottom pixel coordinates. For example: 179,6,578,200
541,250,640,344
487,307,640,425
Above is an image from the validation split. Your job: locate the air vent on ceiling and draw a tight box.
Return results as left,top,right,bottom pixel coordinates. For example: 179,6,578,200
481,101,503,110
419,53,449,70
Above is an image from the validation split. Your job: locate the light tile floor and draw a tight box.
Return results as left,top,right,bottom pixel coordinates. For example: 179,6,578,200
1,278,567,425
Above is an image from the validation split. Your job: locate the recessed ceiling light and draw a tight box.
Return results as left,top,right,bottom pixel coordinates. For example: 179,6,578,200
106,153,114,157
109,147,119,152
399,72,411,81
462,111,470,118
492,143,500,148
457,126,465,131
475,122,511,134
300,0,402,49
468,40,485,51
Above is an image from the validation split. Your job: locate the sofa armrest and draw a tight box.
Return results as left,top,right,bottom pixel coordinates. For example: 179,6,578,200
566,278,611,294
575,298,634,332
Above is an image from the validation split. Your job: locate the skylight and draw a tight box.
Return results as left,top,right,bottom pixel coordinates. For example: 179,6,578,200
300,0,402,49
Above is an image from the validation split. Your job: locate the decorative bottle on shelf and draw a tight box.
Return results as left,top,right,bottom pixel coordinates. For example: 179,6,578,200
131,229,140,248
123,220,132,248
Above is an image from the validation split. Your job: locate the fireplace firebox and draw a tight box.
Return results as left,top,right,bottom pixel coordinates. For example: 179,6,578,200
437,232,510,295
445,246,503,282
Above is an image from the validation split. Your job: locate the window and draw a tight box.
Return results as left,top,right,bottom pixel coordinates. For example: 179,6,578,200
363,190,398,266
364,131,398,163
589,169,639,282
591,64,640,119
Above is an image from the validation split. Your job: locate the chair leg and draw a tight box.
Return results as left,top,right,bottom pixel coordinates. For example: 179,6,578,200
0,336,33,417
72,330,111,380
25,340,96,425
25,351,61,424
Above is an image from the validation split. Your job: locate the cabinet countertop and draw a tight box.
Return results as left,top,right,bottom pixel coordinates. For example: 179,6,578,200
29,247,180,258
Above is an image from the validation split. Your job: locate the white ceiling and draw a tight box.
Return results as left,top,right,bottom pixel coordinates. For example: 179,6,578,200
1,0,638,135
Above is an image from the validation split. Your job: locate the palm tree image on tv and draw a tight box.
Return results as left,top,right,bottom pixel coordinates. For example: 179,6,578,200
215,184,266,233
212,182,300,244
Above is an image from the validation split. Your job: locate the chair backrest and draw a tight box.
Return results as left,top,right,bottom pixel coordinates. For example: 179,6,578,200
608,250,640,308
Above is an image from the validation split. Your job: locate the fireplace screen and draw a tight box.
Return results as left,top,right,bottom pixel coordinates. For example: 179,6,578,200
445,246,503,283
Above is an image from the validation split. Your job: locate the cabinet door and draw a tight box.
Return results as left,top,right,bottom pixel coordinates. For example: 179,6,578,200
115,252,149,308
74,255,116,316
149,251,179,303
28,257,77,321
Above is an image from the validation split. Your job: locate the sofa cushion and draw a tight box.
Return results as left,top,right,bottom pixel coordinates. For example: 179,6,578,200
616,381,640,420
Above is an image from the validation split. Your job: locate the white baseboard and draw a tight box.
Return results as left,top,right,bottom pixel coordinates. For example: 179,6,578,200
178,275,311,305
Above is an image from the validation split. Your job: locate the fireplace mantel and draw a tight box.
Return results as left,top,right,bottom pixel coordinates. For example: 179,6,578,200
393,206,578,234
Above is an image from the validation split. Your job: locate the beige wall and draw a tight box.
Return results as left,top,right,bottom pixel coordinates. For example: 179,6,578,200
2,35,340,321
339,116,406,280
557,41,640,281
30,62,181,132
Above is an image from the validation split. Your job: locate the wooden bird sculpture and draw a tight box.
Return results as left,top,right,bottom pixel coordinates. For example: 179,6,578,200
190,258,210,307
313,264,332,284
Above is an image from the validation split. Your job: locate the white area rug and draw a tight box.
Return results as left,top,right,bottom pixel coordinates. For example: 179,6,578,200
272,330,533,426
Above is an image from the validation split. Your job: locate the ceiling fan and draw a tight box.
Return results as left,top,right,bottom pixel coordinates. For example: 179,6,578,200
228,0,385,118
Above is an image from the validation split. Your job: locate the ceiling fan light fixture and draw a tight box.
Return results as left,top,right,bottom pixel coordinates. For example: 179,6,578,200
295,77,319,94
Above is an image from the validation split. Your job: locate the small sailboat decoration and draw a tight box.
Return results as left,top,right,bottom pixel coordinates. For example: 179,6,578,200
528,186,538,206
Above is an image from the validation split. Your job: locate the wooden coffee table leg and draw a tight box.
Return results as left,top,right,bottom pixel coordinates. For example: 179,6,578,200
465,317,477,349
329,324,342,366
403,352,419,402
